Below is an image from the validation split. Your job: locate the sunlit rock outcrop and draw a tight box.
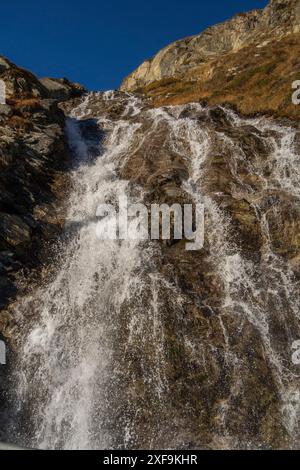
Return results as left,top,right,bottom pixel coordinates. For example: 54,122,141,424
121,0,300,118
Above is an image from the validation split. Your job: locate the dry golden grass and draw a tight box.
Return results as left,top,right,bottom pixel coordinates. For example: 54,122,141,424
12,98,41,110
7,115,33,132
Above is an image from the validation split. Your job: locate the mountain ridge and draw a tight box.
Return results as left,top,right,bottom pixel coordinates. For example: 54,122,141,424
120,0,300,119
121,0,300,91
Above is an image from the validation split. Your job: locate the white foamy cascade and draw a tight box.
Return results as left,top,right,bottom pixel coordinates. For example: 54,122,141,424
11,94,157,449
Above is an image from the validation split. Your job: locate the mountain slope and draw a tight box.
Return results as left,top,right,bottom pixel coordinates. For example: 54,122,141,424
121,0,300,118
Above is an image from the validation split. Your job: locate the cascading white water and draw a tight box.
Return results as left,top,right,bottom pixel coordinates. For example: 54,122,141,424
10,94,152,449
8,92,300,449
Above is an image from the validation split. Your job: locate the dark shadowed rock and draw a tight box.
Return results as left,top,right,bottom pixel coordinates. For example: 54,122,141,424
0,56,85,312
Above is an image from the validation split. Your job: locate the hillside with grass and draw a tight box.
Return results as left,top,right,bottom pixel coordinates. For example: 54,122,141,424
121,0,300,119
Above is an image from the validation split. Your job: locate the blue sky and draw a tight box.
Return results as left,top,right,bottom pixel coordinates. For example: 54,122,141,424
0,0,268,91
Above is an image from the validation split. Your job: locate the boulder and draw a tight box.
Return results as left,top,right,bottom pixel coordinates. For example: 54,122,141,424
39,77,86,101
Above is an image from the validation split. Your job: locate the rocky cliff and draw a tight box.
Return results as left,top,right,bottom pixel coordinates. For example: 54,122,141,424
121,0,300,118
0,56,85,327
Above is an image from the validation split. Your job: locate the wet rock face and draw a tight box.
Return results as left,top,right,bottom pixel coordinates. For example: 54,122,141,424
0,58,85,437
0,57,85,316
66,92,300,449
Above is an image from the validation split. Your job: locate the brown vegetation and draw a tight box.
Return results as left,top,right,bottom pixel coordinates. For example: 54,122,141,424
137,33,300,120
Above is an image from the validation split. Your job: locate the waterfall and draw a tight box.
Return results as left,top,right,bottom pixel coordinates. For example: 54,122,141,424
6,92,300,449
10,94,151,449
